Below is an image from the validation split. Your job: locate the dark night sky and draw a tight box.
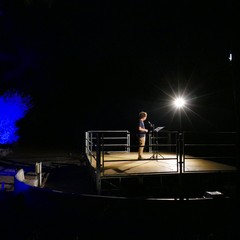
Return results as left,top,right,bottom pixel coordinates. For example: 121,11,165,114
0,0,239,150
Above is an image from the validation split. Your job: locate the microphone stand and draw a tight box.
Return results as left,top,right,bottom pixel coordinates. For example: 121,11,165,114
149,122,164,159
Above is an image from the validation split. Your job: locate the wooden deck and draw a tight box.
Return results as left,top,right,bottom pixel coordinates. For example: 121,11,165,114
87,151,237,177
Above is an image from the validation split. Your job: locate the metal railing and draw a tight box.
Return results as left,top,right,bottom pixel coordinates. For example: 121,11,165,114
182,131,238,171
85,130,239,194
85,130,130,161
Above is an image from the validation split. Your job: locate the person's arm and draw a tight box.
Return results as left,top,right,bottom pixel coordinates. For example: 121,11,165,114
139,125,148,133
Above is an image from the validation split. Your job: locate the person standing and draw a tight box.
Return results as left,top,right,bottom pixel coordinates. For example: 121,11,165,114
138,111,148,159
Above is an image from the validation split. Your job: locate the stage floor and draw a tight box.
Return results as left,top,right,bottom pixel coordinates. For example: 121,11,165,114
87,151,237,176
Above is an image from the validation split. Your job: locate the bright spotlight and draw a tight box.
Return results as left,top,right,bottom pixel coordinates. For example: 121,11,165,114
174,97,186,109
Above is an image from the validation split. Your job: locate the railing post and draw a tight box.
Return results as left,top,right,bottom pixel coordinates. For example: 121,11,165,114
35,162,42,187
178,131,183,199
96,133,101,195
127,131,131,152
85,131,88,155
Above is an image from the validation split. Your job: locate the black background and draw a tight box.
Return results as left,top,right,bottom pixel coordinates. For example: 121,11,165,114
1,0,239,151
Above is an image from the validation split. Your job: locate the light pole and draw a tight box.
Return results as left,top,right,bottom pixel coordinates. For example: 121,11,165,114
173,97,186,131
173,97,186,199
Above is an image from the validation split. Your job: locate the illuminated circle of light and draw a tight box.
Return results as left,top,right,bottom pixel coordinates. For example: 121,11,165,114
173,97,186,109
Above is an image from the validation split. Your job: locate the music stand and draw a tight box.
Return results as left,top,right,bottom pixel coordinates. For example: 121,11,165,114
149,126,165,159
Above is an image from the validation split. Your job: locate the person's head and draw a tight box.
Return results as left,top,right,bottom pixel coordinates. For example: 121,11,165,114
139,111,147,120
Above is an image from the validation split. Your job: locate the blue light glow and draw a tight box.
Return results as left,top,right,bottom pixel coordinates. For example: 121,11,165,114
0,91,32,144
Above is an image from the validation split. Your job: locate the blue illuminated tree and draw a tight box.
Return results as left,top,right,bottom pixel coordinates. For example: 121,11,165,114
0,91,32,145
